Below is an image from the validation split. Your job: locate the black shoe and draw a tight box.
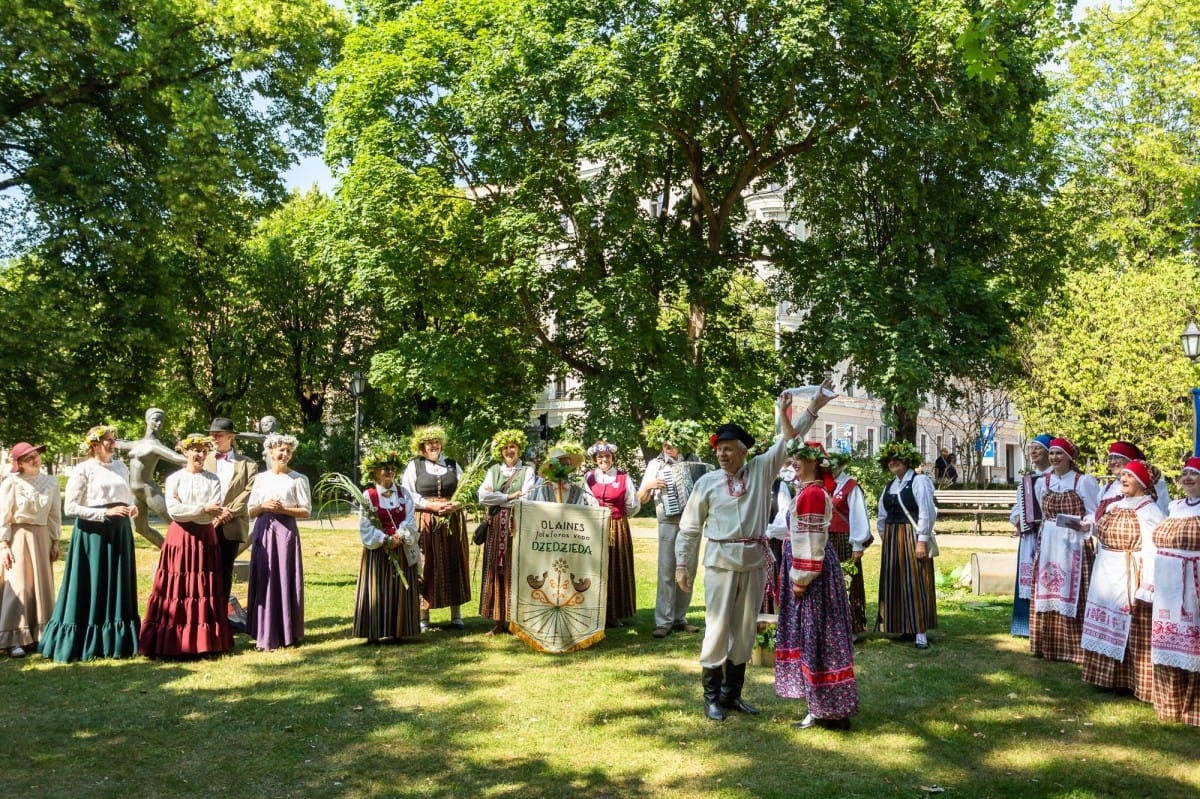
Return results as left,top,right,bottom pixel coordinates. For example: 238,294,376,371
720,696,760,715
672,622,700,633
705,699,727,721
451,619,466,630
915,640,930,650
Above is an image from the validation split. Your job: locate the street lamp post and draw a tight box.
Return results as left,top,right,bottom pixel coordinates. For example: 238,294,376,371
1181,321,1200,457
350,370,368,484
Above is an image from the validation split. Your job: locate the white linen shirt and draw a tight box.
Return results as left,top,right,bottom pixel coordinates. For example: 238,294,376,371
165,469,223,524
64,459,135,522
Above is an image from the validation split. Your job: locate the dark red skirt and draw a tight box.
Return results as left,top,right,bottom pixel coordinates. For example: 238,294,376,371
139,520,233,657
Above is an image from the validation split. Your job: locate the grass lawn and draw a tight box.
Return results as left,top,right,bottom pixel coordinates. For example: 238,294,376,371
1,518,1196,799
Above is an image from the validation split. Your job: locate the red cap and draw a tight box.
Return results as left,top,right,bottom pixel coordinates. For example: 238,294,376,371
1107,441,1144,462
1048,437,1077,462
1183,457,1200,475
1121,460,1152,490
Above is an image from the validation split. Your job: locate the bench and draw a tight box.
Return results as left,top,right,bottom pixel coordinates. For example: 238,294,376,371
934,489,1013,534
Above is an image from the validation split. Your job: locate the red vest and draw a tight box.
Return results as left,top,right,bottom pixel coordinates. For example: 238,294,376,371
585,470,630,519
366,486,407,534
829,477,859,535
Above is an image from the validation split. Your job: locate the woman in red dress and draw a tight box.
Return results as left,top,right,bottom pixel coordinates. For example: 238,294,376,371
584,441,641,628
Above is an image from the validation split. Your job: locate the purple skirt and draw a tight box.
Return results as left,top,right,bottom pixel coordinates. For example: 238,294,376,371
246,513,304,650
774,538,859,720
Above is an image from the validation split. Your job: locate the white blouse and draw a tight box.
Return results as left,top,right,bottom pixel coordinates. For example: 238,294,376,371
64,459,135,522
248,470,312,515
1035,469,1100,522
0,473,62,542
165,469,223,524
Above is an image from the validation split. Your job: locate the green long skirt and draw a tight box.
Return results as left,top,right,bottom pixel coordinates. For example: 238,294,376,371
38,515,140,663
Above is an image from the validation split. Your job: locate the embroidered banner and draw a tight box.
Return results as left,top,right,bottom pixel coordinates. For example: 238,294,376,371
509,499,611,653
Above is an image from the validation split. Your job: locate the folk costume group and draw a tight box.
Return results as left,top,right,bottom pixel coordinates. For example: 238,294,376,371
7,395,1200,732
1007,435,1200,726
4,419,309,663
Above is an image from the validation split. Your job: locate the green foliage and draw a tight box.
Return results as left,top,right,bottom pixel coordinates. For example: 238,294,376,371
1014,0,1200,479
772,1,1067,441
1015,258,1196,478
0,0,347,446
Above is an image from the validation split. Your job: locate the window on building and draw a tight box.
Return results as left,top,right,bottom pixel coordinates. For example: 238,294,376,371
920,434,928,461
825,423,835,449
866,428,875,455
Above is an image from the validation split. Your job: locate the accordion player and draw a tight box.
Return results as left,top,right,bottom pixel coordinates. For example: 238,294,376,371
659,460,712,517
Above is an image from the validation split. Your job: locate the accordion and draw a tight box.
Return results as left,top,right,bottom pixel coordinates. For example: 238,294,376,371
660,461,712,517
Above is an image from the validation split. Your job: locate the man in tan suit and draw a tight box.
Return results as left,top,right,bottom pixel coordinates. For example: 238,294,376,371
204,418,258,603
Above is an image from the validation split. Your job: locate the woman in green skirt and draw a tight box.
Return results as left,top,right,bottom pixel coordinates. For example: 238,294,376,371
39,425,142,662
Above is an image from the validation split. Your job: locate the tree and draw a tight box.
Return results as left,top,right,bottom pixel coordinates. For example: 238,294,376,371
246,191,376,429
1012,0,1200,476
326,0,1066,445
771,1,1067,442
924,379,1016,487
1,0,346,258
0,1,347,446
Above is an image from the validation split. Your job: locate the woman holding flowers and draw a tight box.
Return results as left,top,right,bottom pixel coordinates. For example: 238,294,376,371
875,439,939,649
246,433,311,651
478,429,537,635
354,446,421,642
0,442,60,657
775,440,858,730
40,426,141,662
584,440,641,628
402,425,471,630
1150,457,1200,726
139,434,233,658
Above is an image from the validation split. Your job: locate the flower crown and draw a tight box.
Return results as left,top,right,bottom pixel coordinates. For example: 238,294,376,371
787,439,830,467
84,425,117,446
490,429,528,461
361,446,404,479
175,434,214,453
264,433,299,451
587,440,618,457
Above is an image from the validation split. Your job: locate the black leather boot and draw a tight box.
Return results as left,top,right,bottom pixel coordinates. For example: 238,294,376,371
719,662,760,715
702,665,727,721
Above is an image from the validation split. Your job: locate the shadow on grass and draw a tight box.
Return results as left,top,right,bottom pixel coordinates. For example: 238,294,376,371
2,547,1197,798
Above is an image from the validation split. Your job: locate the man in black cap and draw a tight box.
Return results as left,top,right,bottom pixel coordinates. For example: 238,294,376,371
203,418,259,609
676,379,834,721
